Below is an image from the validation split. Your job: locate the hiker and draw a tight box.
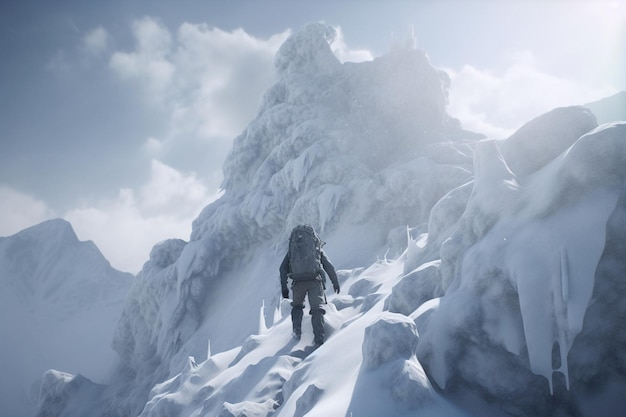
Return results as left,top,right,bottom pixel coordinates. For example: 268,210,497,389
280,224,340,346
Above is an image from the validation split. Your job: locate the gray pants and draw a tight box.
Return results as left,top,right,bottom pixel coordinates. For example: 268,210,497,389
291,279,326,344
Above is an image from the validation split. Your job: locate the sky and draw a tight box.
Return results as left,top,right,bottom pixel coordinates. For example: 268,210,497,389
1,0,624,273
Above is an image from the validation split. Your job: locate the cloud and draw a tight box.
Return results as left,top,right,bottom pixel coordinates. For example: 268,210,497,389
64,160,220,273
0,185,56,237
446,51,619,139
28,19,378,274
81,26,110,56
109,18,288,129
109,19,376,180
45,50,72,74
109,17,175,100
143,137,163,154
108,18,291,195
167,23,289,139
138,159,213,216
331,26,374,63
46,25,112,75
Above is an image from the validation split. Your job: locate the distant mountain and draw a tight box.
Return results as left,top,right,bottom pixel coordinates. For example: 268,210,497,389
585,90,626,124
0,219,132,417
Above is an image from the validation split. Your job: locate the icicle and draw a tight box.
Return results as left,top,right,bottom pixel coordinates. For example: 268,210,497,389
406,225,411,247
552,248,571,392
259,300,268,335
273,301,282,324
382,247,390,262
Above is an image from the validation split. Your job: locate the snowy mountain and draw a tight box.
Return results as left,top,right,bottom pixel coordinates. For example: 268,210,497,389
584,91,626,125
33,23,626,417
0,219,132,417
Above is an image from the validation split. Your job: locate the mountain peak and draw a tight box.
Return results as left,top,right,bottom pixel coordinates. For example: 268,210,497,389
8,218,78,244
0,219,132,417
0,218,130,307
274,22,340,76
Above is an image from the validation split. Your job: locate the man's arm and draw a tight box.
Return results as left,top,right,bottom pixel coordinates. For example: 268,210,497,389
279,253,290,298
321,251,340,293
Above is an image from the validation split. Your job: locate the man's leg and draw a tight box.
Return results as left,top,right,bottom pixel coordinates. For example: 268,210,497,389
291,282,306,339
311,309,326,345
307,280,327,346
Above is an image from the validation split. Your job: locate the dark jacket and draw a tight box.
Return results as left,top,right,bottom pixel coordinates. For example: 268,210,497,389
280,250,339,290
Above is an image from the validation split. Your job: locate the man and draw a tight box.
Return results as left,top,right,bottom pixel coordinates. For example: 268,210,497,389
280,224,340,346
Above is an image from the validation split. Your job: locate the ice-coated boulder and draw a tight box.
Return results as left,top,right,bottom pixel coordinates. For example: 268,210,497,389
362,312,419,369
351,312,435,414
385,260,443,315
293,384,324,417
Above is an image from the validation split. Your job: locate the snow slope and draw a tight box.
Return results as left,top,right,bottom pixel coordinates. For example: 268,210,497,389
0,219,132,417
35,23,626,417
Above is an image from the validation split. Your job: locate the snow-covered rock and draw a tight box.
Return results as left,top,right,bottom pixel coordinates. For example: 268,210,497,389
417,121,626,415
499,105,597,178
36,370,106,417
385,260,443,315
361,312,419,369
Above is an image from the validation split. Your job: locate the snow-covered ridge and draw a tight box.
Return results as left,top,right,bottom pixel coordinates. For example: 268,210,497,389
78,22,481,417
1,219,129,312
34,22,626,417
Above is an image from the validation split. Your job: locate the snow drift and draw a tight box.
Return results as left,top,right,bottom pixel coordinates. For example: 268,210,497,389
30,23,626,417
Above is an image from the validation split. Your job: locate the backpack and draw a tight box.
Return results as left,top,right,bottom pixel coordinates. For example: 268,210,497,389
288,224,323,280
